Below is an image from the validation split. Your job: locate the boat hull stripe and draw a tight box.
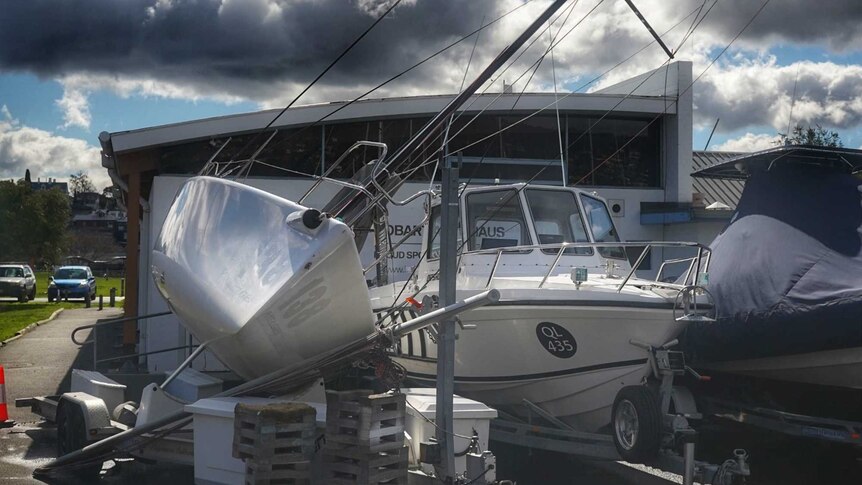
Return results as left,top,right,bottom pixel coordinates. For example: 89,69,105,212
374,300,677,313
401,358,648,382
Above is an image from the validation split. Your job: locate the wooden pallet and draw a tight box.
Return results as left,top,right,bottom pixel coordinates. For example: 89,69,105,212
245,460,311,485
233,402,317,463
325,390,405,453
323,446,408,485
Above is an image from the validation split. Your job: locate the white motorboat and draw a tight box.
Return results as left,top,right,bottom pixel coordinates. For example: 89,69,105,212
370,183,709,432
151,176,375,380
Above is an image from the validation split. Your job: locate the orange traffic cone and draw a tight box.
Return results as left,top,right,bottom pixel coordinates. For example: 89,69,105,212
0,366,14,428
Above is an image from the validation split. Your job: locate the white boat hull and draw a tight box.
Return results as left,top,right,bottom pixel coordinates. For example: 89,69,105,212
388,302,682,432
152,176,375,380
701,347,862,390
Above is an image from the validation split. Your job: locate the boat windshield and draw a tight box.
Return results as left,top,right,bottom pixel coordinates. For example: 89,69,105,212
427,205,463,260
525,189,592,255
55,268,88,280
466,189,532,251
580,195,625,259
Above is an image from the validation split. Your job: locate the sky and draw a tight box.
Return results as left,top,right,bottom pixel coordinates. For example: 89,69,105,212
2,0,862,191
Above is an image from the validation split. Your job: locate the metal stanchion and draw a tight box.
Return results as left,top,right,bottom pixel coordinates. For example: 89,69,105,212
98,295,103,311
109,288,116,307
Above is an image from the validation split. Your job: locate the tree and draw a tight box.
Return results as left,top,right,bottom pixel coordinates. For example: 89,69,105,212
0,180,70,266
777,124,843,148
69,171,96,195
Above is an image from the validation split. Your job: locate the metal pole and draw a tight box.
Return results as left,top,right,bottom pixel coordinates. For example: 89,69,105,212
435,153,459,483
683,441,695,485
160,342,209,389
390,290,499,338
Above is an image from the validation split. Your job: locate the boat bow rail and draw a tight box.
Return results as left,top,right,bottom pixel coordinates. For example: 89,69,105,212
456,241,711,292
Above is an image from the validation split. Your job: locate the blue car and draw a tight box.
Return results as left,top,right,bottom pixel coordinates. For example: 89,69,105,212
48,266,97,302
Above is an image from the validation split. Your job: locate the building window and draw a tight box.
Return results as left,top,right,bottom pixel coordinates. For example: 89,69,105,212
567,116,661,187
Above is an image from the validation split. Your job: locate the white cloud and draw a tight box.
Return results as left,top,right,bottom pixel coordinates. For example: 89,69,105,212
711,132,780,152
56,85,91,130
0,109,108,190
695,58,862,133
51,73,249,131
1,104,11,120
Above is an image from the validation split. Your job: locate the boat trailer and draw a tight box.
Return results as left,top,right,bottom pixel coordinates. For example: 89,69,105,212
489,338,752,485
17,290,500,480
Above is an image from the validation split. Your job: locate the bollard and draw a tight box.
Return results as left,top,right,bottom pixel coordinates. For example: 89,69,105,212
98,295,104,311
120,279,125,297
110,288,116,307
85,292,91,309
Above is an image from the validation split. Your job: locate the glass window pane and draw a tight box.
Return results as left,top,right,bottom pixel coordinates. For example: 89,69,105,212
580,195,625,259
427,204,463,260
466,190,531,251
428,205,441,259
567,115,661,187
525,189,592,255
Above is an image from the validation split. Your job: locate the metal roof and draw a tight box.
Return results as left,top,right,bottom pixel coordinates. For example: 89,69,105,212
692,151,746,210
692,145,862,180
102,92,678,157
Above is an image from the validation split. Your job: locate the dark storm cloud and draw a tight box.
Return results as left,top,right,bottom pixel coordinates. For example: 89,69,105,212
705,0,862,50
0,0,499,94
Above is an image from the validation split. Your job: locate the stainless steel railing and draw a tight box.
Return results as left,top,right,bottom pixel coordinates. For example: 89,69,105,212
459,241,711,292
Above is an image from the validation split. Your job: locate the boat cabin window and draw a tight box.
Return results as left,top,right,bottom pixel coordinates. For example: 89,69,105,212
525,189,592,255
427,205,463,260
580,195,625,259
466,189,532,251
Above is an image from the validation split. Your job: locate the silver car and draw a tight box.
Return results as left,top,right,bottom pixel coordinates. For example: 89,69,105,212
0,263,37,302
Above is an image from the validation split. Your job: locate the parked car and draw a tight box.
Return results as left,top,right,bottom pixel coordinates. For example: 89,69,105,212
48,266,97,302
0,263,37,302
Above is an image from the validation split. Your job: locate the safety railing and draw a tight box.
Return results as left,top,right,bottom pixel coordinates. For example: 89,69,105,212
461,241,711,292
71,311,178,370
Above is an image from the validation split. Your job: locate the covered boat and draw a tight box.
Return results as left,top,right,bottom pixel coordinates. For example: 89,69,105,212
151,176,375,380
685,145,862,389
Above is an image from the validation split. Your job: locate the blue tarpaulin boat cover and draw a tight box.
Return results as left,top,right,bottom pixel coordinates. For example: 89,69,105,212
684,166,862,362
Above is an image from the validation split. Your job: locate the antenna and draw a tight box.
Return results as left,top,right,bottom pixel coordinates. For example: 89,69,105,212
785,66,800,144
704,118,719,150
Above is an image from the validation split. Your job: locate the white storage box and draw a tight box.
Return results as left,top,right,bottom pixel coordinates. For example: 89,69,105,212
402,388,498,475
184,397,326,485
163,367,223,402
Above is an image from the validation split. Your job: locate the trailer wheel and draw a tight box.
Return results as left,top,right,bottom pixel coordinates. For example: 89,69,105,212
612,385,662,464
57,402,102,479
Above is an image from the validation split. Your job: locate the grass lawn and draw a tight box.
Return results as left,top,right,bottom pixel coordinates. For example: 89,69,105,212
0,302,84,341
35,272,125,298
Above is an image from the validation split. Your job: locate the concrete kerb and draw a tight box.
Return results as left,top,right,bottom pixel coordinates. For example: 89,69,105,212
0,308,65,346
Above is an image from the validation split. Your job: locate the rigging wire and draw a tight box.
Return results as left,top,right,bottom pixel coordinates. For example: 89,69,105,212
377,0,772,319
550,21,566,185
574,0,772,184
232,0,403,179
199,0,401,178
235,0,703,198
262,0,534,179
509,0,582,109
